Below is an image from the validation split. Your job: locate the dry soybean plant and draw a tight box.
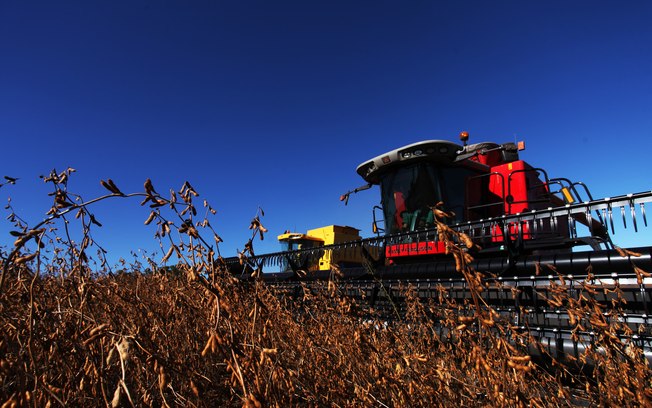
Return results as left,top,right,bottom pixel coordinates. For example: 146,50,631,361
1,173,651,407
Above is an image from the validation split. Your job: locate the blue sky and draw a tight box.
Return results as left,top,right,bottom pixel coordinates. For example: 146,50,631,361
1,1,651,265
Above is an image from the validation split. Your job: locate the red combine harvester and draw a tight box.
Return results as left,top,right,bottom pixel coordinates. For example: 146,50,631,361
225,132,652,362
348,131,610,262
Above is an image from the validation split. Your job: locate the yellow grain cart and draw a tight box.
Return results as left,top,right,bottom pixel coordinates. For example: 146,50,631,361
277,225,363,271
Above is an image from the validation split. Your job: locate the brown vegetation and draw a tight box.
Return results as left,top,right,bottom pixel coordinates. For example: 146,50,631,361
1,173,651,406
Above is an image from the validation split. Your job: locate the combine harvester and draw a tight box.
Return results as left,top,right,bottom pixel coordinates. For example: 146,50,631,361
225,132,652,362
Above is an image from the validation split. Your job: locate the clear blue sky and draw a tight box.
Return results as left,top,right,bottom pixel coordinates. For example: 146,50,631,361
1,1,651,266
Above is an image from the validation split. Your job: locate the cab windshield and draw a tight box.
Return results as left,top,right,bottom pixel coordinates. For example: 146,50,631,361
280,239,321,252
379,163,477,235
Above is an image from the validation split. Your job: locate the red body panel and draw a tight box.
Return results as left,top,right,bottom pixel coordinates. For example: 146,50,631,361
488,160,549,242
489,161,530,214
470,150,502,166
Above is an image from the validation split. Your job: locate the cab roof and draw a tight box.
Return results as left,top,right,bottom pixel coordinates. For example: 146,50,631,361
356,140,463,184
